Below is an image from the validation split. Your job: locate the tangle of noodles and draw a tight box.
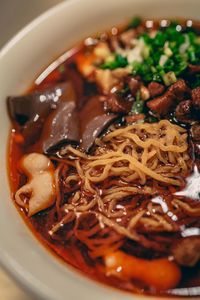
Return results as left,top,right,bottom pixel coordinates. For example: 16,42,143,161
50,120,194,257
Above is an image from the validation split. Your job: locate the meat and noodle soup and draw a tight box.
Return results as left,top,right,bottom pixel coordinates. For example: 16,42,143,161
7,17,200,296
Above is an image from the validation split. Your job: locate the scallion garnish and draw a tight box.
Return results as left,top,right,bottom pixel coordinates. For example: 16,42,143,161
98,19,200,86
100,54,128,70
131,91,144,114
162,71,177,86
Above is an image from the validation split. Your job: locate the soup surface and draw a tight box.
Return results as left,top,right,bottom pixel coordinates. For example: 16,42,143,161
8,17,200,296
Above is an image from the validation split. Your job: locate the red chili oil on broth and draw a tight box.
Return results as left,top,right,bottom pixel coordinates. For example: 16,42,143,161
8,17,200,296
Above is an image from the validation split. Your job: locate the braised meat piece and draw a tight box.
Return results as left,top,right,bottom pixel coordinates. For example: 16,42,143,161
175,100,192,122
147,80,190,115
103,93,133,113
172,236,200,267
192,86,200,111
191,123,200,143
169,79,190,100
148,82,165,98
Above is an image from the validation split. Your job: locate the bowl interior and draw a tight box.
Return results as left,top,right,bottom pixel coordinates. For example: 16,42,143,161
0,0,199,299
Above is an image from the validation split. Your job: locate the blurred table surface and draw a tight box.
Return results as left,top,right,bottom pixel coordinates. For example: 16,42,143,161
0,1,63,299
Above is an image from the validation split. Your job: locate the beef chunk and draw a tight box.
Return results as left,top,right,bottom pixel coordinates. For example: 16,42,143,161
169,79,190,100
192,86,200,110
175,100,192,122
148,82,165,98
104,93,133,113
172,236,200,267
147,80,190,115
147,94,173,115
191,123,200,143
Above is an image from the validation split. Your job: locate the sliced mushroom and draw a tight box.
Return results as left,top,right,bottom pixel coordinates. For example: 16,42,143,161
147,80,190,115
81,114,117,152
7,82,76,144
43,101,80,154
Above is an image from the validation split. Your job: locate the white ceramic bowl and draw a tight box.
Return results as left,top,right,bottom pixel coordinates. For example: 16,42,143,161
0,0,200,299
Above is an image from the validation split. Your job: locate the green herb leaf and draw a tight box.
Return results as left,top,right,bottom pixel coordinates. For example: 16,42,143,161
100,54,128,70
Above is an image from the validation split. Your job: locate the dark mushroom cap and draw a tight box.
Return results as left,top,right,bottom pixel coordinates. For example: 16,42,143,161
81,114,117,152
43,101,80,154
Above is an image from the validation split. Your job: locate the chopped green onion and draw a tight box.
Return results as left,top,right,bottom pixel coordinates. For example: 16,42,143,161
100,54,128,70
142,45,150,59
195,36,200,44
136,90,140,101
131,91,144,114
162,71,177,86
127,17,142,29
188,46,196,62
98,19,200,85
188,31,196,44
152,73,162,82
159,55,168,67
164,47,173,57
148,116,158,123
153,31,166,47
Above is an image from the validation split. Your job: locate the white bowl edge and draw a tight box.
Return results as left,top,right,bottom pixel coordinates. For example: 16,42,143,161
0,0,199,299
